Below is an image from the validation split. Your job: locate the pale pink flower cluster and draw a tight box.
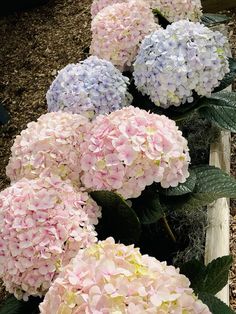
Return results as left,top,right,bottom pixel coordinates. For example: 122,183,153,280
91,0,125,18
0,175,99,300
40,237,211,313
149,0,202,22
6,112,89,186
90,0,158,71
80,106,190,199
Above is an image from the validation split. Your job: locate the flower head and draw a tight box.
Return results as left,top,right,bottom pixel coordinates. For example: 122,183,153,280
91,0,125,18
134,20,229,108
90,0,158,71
6,112,89,185
40,238,211,313
91,0,202,22
149,0,202,22
80,106,190,199
0,176,99,300
46,56,132,119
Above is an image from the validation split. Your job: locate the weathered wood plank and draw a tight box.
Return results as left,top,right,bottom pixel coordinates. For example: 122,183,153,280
205,23,231,305
205,130,231,305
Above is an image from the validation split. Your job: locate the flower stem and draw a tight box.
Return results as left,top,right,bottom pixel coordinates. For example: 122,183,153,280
162,215,176,243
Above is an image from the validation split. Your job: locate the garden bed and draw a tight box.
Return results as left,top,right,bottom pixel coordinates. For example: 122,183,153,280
0,0,236,312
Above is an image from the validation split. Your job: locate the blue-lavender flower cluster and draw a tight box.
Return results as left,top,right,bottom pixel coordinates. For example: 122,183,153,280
46,56,132,119
134,20,229,108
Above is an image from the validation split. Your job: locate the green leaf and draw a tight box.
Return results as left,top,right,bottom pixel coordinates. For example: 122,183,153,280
159,169,197,196
180,259,206,292
214,58,236,92
0,296,24,314
0,104,9,125
201,13,230,26
0,296,41,314
203,255,233,295
181,256,233,296
198,91,236,132
198,292,235,314
131,187,165,224
163,165,236,211
90,190,141,245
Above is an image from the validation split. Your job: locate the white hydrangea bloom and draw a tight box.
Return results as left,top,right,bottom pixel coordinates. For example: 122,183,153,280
134,20,229,108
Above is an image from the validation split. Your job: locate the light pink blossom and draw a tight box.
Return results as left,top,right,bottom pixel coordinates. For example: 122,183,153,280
0,175,100,300
80,106,190,199
90,0,158,71
6,112,89,186
40,238,211,313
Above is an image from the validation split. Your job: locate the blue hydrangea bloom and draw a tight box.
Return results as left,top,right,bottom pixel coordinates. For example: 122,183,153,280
133,20,229,108
46,56,132,119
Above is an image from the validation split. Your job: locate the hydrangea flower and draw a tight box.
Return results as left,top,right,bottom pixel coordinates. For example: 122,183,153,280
91,0,202,22
90,0,158,71
46,56,132,119
134,20,229,108
6,112,89,185
91,0,125,18
40,237,211,313
0,175,99,300
79,106,190,199
149,0,202,22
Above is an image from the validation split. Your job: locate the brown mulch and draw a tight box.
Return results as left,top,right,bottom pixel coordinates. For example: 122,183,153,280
0,0,236,310
228,8,236,311
0,0,92,301
0,0,92,191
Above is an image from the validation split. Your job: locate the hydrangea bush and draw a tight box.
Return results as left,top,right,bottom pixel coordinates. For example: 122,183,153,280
80,106,190,199
46,56,132,119
6,112,89,185
0,176,99,300
150,0,202,22
90,0,158,71
134,20,229,108
40,238,211,313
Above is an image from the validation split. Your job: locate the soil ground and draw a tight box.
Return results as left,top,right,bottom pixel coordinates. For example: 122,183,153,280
0,0,236,310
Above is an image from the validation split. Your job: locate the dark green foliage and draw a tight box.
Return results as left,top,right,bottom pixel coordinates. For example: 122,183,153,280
90,190,141,245
198,293,235,314
198,91,236,132
131,187,165,224
201,13,231,26
180,255,233,295
0,296,41,314
160,165,236,212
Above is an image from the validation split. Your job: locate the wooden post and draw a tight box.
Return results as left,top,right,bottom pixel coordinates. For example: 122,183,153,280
205,130,231,304
204,22,232,304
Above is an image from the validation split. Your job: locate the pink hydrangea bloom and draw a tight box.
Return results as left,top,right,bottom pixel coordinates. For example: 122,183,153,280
40,238,211,313
91,0,202,22
149,0,202,22
6,112,89,186
0,176,99,300
91,0,125,18
80,106,190,199
90,0,158,71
